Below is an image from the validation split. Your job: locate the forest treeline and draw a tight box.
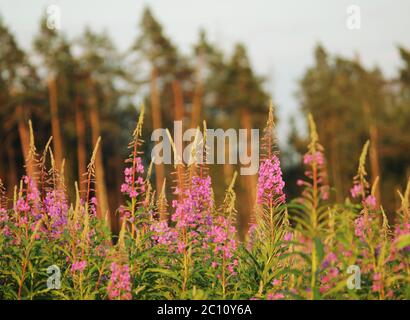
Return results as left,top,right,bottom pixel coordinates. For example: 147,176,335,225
0,7,409,232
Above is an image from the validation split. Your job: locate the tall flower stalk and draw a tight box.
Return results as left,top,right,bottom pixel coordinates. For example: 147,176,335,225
292,113,330,299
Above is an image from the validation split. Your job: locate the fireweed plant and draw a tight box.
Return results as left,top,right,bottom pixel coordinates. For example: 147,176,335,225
0,105,409,300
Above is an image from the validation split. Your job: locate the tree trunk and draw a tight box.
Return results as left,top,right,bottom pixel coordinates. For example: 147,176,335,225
240,107,257,230
75,95,87,184
6,138,18,193
172,80,184,123
363,101,381,203
151,67,165,208
190,71,203,129
88,77,109,221
223,139,234,185
47,75,64,172
15,105,36,179
172,79,185,217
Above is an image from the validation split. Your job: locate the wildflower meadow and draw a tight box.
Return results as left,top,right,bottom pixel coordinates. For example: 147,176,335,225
0,104,409,300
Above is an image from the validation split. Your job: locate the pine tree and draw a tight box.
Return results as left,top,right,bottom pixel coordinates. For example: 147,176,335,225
133,7,193,203
33,16,75,174
0,17,42,184
75,27,134,221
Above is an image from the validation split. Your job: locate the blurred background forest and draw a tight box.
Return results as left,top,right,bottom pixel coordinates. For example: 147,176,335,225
1,6,410,233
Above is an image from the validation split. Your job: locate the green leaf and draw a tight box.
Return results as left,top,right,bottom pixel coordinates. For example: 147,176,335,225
143,268,182,284
396,234,410,250
314,237,325,264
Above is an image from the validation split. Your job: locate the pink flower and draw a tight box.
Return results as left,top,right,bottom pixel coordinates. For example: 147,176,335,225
350,184,362,199
354,215,372,242
328,267,339,278
320,284,331,293
272,279,282,286
343,250,352,257
44,190,68,238
322,252,337,268
303,151,324,166
364,195,377,210
257,155,285,206
393,262,405,272
303,154,314,165
372,282,382,292
150,220,178,245
321,275,330,284
91,197,98,206
15,198,30,212
129,190,138,198
71,260,87,272
107,263,132,300
284,232,293,242
320,186,329,200
121,157,145,200
299,148,329,204
151,174,238,278
120,183,128,193
296,179,305,186
177,241,186,254
267,293,285,300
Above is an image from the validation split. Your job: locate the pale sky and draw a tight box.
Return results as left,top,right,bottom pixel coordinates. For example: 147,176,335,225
1,0,409,146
